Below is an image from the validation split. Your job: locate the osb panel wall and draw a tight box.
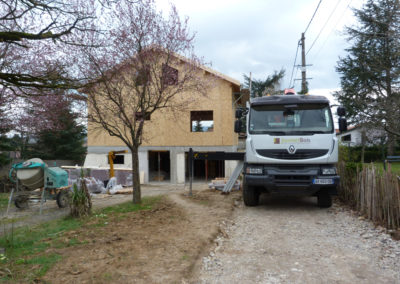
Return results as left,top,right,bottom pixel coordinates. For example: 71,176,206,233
88,79,239,147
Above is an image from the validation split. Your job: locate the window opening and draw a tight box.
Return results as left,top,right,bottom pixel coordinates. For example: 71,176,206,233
107,154,124,165
341,134,351,142
135,112,151,121
162,64,178,86
191,111,214,132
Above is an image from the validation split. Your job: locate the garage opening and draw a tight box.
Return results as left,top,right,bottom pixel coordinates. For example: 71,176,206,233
149,151,170,182
185,152,225,182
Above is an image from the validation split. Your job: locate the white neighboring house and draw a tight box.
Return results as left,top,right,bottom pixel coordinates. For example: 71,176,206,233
336,125,385,146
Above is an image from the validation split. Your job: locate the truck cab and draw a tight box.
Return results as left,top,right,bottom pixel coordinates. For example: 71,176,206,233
235,94,345,208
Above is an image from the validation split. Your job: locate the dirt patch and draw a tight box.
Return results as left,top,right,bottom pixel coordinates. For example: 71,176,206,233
43,188,240,283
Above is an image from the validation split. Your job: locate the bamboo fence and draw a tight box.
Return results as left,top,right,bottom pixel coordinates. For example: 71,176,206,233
338,162,400,230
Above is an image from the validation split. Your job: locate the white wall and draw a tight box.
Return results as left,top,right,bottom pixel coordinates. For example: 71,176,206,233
84,153,132,168
83,152,148,184
337,127,386,146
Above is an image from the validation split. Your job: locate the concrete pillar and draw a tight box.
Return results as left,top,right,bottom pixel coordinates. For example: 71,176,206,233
176,153,185,184
170,149,177,184
225,160,238,178
138,151,148,183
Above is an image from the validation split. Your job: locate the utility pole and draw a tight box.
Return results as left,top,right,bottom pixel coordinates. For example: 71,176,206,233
301,32,307,94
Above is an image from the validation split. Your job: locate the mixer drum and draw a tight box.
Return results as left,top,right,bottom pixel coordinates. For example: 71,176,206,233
16,158,45,190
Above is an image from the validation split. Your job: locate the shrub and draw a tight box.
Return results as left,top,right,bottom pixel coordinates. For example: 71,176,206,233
69,180,92,218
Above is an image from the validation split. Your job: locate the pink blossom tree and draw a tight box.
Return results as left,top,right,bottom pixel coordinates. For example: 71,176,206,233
82,0,211,203
0,0,104,154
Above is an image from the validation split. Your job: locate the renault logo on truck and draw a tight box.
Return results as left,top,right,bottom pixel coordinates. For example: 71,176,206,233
288,145,296,154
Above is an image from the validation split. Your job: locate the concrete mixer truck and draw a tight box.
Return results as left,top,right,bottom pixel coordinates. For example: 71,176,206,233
8,158,70,211
234,93,347,208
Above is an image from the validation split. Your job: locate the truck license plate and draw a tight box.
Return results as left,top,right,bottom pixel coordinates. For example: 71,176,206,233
313,179,334,185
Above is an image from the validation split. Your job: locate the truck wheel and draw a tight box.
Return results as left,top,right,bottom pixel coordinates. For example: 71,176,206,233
317,192,332,208
56,191,70,208
243,183,259,206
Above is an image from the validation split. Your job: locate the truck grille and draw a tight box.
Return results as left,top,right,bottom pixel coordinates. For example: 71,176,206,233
256,149,329,160
274,175,311,186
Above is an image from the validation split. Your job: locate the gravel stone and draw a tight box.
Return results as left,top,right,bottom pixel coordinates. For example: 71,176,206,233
198,196,400,283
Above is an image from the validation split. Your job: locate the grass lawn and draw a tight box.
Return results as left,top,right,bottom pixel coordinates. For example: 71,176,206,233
0,193,10,211
0,196,162,282
369,162,400,175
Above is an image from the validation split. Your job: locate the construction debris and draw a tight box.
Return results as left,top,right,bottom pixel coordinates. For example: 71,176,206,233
209,178,240,191
81,177,106,194
110,187,133,194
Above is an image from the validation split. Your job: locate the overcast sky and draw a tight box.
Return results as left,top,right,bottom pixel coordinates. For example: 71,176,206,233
156,0,365,103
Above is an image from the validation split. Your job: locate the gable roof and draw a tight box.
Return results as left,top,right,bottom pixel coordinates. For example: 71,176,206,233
200,65,241,86
172,51,240,87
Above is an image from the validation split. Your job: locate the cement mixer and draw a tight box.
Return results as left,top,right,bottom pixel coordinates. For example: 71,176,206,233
7,158,70,213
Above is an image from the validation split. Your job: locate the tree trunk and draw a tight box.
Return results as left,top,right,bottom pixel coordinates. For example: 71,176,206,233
387,133,395,156
131,148,141,204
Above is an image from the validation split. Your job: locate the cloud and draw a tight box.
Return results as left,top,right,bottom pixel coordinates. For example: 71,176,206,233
156,0,364,91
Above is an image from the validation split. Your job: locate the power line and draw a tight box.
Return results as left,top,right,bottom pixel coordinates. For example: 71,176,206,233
311,0,353,60
306,0,343,55
289,0,322,89
288,40,300,88
304,0,323,34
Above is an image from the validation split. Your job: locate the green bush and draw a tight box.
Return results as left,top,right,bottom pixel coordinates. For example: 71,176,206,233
339,145,359,163
344,162,363,174
339,144,398,163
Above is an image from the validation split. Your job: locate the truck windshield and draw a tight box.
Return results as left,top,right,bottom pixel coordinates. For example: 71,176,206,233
249,103,334,135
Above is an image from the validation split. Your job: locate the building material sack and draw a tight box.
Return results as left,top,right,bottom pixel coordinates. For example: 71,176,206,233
109,185,123,195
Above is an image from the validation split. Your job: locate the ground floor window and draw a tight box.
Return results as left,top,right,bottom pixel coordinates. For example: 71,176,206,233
107,154,125,164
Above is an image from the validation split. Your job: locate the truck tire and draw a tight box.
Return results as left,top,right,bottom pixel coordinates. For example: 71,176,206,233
243,182,259,206
317,192,332,208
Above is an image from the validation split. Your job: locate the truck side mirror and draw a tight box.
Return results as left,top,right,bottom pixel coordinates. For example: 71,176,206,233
338,117,347,132
337,106,346,117
235,109,243,119
234,120,242,133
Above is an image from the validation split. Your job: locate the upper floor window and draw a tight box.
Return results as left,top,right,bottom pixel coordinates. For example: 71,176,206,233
135,112,151,121
135,66,151,86
191,111,213,132
162,64,178,86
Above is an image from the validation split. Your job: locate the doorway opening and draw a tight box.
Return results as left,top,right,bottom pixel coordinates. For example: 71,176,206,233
148,151,170,182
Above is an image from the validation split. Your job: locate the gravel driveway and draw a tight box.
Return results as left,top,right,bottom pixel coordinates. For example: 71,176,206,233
199,195,400,284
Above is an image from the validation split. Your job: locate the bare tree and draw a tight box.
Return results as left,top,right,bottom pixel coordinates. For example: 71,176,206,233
82,0,210,204
0,0,106,96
